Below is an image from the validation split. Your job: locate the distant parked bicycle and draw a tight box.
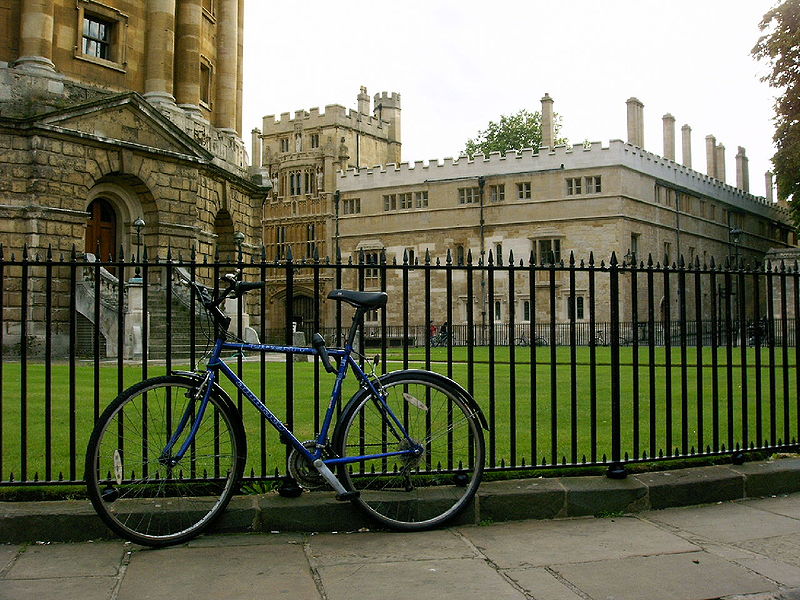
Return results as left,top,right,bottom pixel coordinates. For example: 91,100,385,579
85,271,487,547
593,330,606,346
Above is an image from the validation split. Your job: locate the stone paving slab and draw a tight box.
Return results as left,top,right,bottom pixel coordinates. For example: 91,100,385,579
1,576,118,600
5,541,124,579
502,566,585,600
552,550,774,600
458,515,699,569
646,501,800,543
317,557,526,600
736,535,800,569
306,528,472,566
117,538,320,600
744,493,800,519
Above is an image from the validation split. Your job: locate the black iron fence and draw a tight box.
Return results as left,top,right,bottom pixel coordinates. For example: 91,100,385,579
0,245,798,486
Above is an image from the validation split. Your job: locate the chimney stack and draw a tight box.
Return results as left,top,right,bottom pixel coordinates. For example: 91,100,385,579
251,128,262,168
681,124,692,168
540,93,554,149
626,97,644,147
735,146,749,192
765,171,774,203
662,114,675,160
705,135,717,178
715,144,726,183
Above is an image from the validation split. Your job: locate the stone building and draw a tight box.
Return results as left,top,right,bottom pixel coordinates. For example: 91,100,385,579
0,0,268,355
253,87,400,328
256,91,796,332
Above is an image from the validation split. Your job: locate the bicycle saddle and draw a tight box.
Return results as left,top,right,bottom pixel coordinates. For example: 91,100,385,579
327,289,388,309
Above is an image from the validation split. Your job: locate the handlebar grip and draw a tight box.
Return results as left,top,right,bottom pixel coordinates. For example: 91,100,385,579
311,333,337,374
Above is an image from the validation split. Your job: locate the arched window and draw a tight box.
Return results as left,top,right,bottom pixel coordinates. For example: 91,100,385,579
85,197,117,261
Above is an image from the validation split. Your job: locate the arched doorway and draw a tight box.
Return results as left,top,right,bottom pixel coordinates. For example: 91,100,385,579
292,294,316,332
85,197,117,261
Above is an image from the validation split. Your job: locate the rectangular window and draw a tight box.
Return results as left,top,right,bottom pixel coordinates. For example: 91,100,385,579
489,184,505,202
535,239,561,264
568,296,585,320
415,191,428,208
280,138,289,152
566,177,582,195
406,248,415,265
304,171,315,195
200,61,212,106
585,175,602,193
289,171,301,196
517,182,532,200
458,187,480,204
365,308,380,323
306,224,318,258
343,197,360,215
364,251,381,287
275,226,287,260
494,300,502,322
630,233,640,264
383,194,397,211
663,241,671,266
399,192,413,209
522,300,531,322
310,133,320,149
83,14,113,60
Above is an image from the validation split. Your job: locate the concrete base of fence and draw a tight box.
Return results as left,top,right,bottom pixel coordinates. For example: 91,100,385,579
2,458,799,544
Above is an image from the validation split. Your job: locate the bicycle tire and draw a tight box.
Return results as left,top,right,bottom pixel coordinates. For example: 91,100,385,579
85,375,246,547
333,370,485,530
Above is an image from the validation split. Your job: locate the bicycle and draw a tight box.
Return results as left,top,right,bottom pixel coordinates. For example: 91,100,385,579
85,272,487,547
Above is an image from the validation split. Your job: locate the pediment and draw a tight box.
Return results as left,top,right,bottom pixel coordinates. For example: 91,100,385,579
36,93,211,160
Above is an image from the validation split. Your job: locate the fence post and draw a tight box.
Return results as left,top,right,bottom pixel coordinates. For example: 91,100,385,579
608,252,626,478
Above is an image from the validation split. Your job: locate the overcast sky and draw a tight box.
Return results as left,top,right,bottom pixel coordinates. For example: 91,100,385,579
242,0,778,198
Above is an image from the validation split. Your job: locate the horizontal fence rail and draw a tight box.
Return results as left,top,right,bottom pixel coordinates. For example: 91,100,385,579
0,245,798,486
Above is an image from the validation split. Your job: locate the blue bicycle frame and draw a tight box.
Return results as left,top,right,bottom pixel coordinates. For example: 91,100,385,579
162,334,418,488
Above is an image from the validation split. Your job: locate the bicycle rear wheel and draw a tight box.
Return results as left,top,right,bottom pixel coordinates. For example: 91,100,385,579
334,371,485,530
85,375,246,547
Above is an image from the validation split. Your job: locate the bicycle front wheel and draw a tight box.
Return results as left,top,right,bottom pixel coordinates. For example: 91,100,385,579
85,375,246,547
334,371,485,530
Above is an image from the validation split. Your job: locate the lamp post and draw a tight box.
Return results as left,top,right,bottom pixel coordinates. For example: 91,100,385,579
729,228,743,266
133,217,145,279
233,231,245,263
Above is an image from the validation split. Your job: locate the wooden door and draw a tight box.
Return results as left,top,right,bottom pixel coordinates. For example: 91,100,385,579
85,198,117,262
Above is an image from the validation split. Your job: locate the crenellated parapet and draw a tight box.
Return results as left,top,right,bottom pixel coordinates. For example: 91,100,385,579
337,139,789,221
261,103,393,140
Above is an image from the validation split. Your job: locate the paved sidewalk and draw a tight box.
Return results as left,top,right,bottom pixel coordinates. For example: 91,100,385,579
2,493,800,600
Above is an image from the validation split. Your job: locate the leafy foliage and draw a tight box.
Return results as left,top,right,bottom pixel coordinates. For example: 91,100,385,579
464,109,567,157
752,0,800,229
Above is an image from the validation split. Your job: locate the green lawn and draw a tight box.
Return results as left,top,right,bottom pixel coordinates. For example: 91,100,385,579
1,345,797,484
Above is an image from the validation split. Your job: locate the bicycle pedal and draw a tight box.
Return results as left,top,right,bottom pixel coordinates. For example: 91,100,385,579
335,491,360,501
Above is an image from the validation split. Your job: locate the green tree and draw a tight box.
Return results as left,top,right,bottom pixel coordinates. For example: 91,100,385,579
752,0,800,229
464,109,567,157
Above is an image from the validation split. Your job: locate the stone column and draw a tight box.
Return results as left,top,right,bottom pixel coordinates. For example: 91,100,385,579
705,135,717,178
735,146,749,193
626,97,644,148
15,0,55,71
214,0,239,133
540,93,554,149
175,0,202,113
765,171,774,203
715,144,726,183
681,124,692,168
662,113,675,160
144,0,176,105
236,0,244,135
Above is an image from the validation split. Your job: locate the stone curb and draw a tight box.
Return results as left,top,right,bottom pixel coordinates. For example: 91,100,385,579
2,458,799,543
